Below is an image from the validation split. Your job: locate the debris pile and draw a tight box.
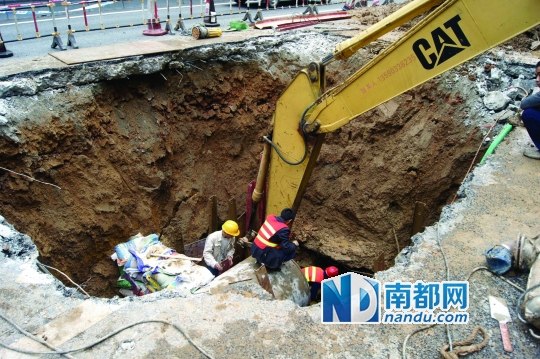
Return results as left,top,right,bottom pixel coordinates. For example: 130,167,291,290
112,233,213,296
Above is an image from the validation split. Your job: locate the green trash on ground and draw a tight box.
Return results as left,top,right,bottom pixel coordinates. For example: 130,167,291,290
229,20,248,31
116,278,132,289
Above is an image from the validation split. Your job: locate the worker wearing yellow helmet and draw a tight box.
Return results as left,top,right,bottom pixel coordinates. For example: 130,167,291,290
203,220,240,277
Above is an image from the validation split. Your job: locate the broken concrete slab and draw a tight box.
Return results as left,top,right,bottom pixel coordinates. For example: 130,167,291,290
484,91,512,111
1,300,123,359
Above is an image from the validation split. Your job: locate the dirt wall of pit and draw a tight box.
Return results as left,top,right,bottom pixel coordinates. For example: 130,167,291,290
0,32,524,296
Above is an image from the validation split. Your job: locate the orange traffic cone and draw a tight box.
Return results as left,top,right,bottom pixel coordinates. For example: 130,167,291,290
0,31,13,58
203,0,220,27
143,0,167,36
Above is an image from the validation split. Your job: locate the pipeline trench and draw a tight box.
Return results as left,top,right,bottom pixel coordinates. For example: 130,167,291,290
1,21,536,298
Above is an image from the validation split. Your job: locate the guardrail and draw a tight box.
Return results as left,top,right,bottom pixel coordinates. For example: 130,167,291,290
0,0,354,53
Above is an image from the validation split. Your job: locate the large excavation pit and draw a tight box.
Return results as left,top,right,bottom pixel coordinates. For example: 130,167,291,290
0,30,526,299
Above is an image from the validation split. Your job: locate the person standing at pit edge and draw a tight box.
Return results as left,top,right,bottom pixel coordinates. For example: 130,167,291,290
251,208,299,271
520,60,540,160
203,220,240,277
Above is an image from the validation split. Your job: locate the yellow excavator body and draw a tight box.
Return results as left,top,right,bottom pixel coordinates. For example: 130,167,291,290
262,0,540,217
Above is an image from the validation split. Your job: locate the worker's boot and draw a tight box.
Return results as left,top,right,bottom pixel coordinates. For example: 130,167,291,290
523,147,540,160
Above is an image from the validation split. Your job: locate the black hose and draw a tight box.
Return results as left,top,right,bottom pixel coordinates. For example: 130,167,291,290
263,135,307,166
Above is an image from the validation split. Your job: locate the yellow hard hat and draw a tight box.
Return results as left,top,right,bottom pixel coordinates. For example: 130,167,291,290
222,220,240,237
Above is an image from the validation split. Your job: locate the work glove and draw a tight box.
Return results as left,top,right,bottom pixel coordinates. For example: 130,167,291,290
214,263,223,272
226,256,233,267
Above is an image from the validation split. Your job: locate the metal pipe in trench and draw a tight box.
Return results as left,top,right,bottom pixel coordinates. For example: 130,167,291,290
252,142,270,203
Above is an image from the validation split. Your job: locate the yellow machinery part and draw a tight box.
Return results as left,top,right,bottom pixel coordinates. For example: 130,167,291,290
264,0,540,217
265,70,321,216
192,26,222,40
308,0,540,133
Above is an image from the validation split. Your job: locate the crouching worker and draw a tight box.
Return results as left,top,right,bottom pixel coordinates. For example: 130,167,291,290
520,60,540,160
203,220,240,277
302,266,339,302
251,208,299,271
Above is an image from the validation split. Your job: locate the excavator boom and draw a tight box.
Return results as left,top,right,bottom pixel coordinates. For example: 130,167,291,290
262,0,540,217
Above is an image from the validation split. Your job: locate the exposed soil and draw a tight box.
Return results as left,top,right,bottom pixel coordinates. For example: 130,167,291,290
0,6,538,299
0,62,282,297
0,59,482,297
297,79,480,271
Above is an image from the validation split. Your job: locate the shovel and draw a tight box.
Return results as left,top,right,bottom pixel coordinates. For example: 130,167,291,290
254,265,275,298
488,295,513,352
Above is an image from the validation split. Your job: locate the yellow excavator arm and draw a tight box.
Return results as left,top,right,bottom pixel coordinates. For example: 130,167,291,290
260,0,540,217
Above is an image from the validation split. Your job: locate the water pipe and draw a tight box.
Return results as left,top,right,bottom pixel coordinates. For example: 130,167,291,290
480,123,513,164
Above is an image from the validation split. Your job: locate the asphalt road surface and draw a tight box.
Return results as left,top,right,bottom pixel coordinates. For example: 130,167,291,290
0,0,348,59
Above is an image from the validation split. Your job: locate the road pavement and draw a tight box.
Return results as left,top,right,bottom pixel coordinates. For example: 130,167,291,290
0,0,347,59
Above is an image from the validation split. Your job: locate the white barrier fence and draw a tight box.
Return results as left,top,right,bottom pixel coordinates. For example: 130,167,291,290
0,0,353,43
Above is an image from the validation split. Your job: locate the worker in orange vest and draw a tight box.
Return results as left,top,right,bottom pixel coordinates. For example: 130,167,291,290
251,208,299,271
302,266,340,301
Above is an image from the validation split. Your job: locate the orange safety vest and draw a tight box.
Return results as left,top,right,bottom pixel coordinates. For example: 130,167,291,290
253,215,288,249
302,266,325,283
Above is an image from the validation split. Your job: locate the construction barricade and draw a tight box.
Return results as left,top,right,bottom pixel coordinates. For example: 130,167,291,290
0,0,350,52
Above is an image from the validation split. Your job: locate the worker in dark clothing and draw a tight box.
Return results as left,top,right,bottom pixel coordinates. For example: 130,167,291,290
520,60,540,159
251,208,298,271
302,266,339,301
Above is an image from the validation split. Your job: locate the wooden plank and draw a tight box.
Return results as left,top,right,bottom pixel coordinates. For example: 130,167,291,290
254,265,275,297
49,40,181,65
255,12,351,30
208,195,218,233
